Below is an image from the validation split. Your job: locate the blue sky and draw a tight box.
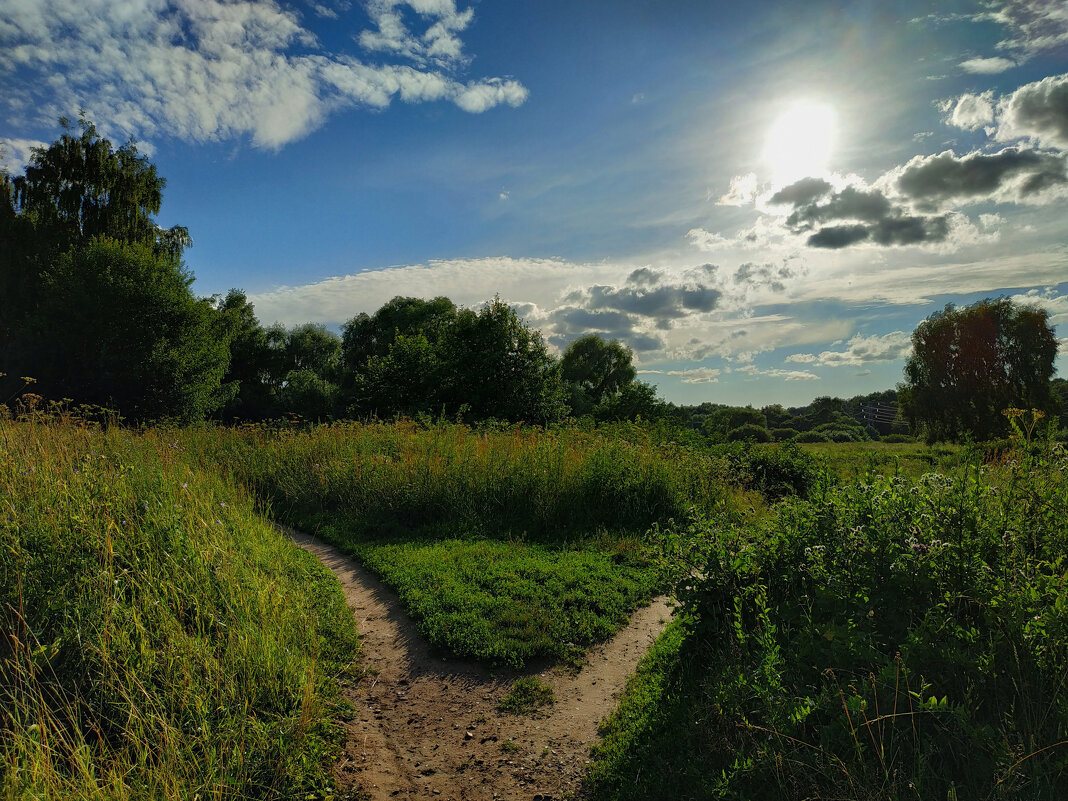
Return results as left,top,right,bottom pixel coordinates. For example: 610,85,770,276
2,0,1066,407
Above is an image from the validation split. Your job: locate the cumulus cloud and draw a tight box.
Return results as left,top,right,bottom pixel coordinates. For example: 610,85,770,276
733,261,800,292
769,177,953,249
627,267,661,286
0,0,528,149
717,172,760,206
1009,286,1068,324
942,91,996,130
995,73,1068,150
895,147,1068,208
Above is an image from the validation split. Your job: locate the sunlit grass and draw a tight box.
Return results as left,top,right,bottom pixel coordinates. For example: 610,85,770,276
0,416,360,799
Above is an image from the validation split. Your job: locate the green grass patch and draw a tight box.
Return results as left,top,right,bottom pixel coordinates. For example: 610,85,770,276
0,418,360,799
498,677,555,715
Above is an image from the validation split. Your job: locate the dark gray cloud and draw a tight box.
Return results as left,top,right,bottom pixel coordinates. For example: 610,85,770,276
769,177,833,207
626,267,661,286
807,224,870,248
586,283,721,318
896,147,1068,208
785,185,894,230
546,306,664,353
772,178,953,249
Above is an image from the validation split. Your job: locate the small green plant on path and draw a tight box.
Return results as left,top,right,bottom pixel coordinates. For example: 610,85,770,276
498,676,555,715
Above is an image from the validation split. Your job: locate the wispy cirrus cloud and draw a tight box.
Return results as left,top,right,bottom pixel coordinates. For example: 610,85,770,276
0,0,528,149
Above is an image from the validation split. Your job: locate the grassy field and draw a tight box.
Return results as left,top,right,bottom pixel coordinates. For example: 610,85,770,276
0,416,360,799
589,426,1068,800
181,421,755,666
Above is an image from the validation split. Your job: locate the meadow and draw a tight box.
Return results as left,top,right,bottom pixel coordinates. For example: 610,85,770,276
4,408,1067,799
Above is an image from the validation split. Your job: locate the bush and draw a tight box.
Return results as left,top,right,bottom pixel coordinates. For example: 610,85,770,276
882,433,916,443
679,441,1068,799
726,423,771,443
770,427,799,442
795,430,831,443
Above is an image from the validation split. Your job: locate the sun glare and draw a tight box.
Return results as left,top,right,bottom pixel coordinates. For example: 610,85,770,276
763,101,837,185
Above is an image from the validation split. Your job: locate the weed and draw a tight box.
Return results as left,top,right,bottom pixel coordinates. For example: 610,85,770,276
498,677,555,715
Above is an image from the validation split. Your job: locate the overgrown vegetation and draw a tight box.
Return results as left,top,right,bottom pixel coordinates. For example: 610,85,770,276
589,412,1068,800
0,414,360,799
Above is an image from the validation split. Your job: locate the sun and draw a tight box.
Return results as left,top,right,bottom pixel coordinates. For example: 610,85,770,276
763,101,837,185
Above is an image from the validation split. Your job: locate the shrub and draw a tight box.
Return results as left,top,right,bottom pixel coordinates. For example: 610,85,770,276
770,427,799,442
795,430,831,443
882,433,916,443
726,423,771,443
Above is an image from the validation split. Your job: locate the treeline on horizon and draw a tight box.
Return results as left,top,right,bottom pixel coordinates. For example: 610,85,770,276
3,120,1066,441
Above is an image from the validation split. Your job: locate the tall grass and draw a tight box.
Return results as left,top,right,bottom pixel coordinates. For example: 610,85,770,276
186,420,739,540
0,416,359,799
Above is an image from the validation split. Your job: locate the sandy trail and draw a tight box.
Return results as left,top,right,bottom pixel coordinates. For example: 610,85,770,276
287,527,674,801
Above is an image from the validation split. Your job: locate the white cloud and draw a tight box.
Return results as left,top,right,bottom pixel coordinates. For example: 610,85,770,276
784,352,817,364
717,172,760,206
942,91,996,131
0,0,528,149
994,72,1068,150
736,365,820,381
960,56,1016,73
810,331,913,367
1009,287,1068,325
0,136,46,172
665,367,721,384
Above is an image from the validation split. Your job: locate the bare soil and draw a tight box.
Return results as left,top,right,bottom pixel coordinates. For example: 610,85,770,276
287,528,674,801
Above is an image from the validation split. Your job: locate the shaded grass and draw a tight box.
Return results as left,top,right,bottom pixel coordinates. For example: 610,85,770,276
0,417,360,799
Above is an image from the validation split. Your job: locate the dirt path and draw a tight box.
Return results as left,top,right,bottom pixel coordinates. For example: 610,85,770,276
287,528,674,801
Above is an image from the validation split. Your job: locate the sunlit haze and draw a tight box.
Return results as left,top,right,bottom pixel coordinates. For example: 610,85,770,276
764,102,837,185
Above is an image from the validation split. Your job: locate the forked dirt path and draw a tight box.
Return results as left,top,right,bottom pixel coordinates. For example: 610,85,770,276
287,528,674,801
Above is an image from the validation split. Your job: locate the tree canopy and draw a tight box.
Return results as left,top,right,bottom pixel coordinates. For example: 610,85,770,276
900,298,1058,442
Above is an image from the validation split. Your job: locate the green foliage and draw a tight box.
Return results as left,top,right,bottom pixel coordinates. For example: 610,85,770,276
498,677,555,715
32,239,230,422
560,334,637,415
795,429,832,443
726,423,771,443
347,297,568,425
902,298,1058,442
591,435,1068,800
770,427,800,442
0,417,359,798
